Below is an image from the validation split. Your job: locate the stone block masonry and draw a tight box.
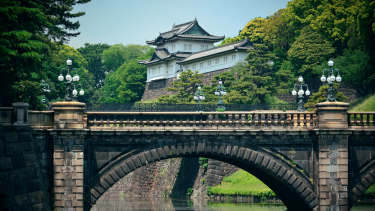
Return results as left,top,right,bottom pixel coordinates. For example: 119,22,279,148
142,68,231,101
51,131,86,211
0,126,50,211
206,159,238,187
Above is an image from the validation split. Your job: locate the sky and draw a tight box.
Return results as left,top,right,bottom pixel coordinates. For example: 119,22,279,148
68,0,291,49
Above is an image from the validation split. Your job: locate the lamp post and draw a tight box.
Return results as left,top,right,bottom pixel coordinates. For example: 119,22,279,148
292,75,311,112
58,58,84,101
214,78,227,111
194,84,205,112
320,59,342,102
40,79,51,110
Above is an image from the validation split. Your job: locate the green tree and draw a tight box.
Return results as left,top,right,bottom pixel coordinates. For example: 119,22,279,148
157,69,203,103
305,83,349,110
0,0,90,107
102,44,152,72
77,43,111,86
287,26,336,78
218,18,266,46
334,49,375,96
98,48,154,103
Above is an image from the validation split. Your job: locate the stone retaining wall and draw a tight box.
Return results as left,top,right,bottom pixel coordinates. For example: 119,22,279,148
0,126,51,211
142,68,231,101
206,160,239,187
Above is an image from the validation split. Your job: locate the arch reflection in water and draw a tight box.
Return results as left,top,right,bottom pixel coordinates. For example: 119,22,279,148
91,196,286,211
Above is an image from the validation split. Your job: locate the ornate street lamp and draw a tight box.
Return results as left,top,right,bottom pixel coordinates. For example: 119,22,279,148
214,79,227,111
58,58,84,101
320,59,342,102
292,75,311,112
194,84,205,112
40,79,50,104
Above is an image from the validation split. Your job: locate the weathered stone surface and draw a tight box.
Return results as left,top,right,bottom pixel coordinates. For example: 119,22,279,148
0,156,13,171
9,167,39,182
13,191,44,207
14,180,28,195
1,182,15,196
0,139,4,157
12,154,25,169
5,142,33,156
23,154,38,167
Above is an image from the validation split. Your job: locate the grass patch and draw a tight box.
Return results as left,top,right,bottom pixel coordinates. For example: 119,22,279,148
136,98,159,103
210,170,276,197
364,183,375,198
350,94,375,111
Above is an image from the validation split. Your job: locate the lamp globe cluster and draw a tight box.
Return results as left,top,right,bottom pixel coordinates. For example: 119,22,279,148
58,59,85,101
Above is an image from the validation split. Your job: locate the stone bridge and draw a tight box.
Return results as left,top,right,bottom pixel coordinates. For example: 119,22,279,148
1,102,375,211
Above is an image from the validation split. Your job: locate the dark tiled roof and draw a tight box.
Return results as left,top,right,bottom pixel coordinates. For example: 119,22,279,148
146,19,224,45
138,49,192,65
177,39,253,64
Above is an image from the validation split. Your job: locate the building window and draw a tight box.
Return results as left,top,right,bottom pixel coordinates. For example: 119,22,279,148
232,54,236,60
186,66,190,70
205,45,208,50
207,61,211,66
189,45,192,51
200,45,204,50
200,62,203,68
215,59,219,64
184,44,187,50
193,64,196,69
224,57,228,62
158,67,160,74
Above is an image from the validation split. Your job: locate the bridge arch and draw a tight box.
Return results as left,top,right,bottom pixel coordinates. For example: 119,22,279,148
85,140,317,211
349,158,375,209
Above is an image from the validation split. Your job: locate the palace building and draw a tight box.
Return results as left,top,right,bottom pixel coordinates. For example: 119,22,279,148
138,19,254,82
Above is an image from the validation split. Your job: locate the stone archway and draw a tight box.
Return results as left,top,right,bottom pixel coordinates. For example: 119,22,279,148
349,158,375,209
85,140,317,211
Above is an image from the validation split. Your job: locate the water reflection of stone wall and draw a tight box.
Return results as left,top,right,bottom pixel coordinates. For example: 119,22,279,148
105,158,239,198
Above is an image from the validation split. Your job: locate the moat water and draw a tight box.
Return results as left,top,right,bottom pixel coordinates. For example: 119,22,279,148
91,196,375,211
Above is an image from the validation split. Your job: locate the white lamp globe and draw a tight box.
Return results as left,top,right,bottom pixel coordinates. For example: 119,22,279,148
79,89,84,95
298,89,304,96
330,75,335,82
223,91,227,95
292,89,297,95
194,96,197,100
73,75,77,82
221,91,224,95
202,96,205,100
327,77,331,83
66,59,72,66
328,59,334,67
320,75,326,82
305,89,310,95
43,88,46,92
198,86,201,90
47,89,50,92
298,76,303,83
58,74,64,81
219,80,222,85
66,74,72,81
336,74,342,82
72,89,77,96
215,91,219,96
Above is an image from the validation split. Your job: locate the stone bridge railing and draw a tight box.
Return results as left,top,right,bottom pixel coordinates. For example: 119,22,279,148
0,102,374,130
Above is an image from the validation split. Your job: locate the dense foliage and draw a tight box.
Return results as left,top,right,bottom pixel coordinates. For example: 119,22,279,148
0,0,90,108
157,0,375,106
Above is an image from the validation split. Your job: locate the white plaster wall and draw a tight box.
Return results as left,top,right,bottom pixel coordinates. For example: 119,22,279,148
182,51,248,74
157,40,214,53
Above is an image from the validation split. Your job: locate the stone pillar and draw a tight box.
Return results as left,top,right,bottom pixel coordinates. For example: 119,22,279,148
12,102,28,126
52,102,86,129
52,102,87,211
315,102,351,211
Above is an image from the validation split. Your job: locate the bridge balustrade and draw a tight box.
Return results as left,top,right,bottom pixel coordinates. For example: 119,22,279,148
348,112,375,128
86,111,317,130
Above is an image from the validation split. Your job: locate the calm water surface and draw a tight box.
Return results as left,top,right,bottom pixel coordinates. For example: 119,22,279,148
92,196,375,211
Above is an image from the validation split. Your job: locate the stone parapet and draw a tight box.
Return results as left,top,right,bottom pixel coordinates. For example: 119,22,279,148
314,102,349,129
52,102,85,129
